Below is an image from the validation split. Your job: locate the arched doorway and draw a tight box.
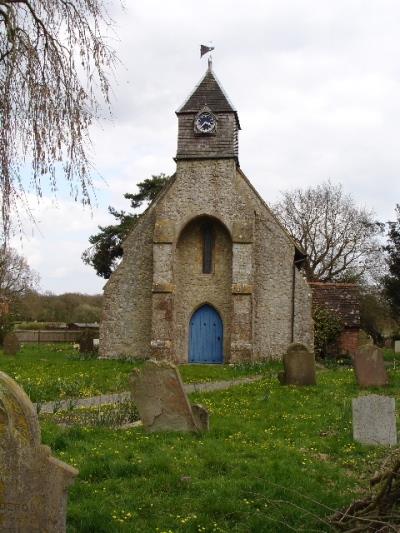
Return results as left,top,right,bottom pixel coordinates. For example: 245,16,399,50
189,305,223,363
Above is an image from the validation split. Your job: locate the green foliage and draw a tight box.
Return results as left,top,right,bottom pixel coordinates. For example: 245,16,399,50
384,204,400,316
0,344,272,402
359,289,399,345
14,292,103,323
82,173,170,278
40,368,400,532
0,313,14,346
313,306,343,358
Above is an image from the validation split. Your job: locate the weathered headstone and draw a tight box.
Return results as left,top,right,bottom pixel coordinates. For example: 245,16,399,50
2,332,20,356
395,340,400,354
79,328,96,353
130,360,209,432
0,371,78,532
353,345,389,388
352,395,397,446
279,343,316,386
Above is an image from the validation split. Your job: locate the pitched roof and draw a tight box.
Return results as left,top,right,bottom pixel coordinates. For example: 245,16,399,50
177,66,240,128
308,282,360,328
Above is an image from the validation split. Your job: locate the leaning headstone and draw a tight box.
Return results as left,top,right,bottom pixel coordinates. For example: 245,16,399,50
279,343,316,386
130,360,209,432
353,345,389,388
2,331,20,355
0,371,78,531
352,395,397,446
395,340,400,354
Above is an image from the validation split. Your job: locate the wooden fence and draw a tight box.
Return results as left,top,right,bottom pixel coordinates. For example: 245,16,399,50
15,330,98,343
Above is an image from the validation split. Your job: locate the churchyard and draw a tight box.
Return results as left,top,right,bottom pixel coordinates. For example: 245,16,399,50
1,343,400,531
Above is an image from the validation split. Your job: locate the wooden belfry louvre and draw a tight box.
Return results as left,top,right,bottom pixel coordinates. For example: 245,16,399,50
202,222,214,274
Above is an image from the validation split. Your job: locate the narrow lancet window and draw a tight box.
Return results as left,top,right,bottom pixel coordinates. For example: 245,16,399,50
202,223,214,273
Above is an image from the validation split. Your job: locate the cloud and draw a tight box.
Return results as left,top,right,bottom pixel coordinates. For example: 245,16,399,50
13,0,400,292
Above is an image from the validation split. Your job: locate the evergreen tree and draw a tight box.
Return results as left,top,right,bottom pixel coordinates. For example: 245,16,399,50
383,205,400,316
82,174,170,278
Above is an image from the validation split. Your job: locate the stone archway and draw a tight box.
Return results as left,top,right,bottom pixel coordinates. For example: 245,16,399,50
174,215,232,363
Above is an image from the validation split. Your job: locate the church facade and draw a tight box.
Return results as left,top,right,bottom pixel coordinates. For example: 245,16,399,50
100,64,314,362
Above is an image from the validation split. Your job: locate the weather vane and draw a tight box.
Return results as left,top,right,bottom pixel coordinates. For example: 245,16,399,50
200,43,214,68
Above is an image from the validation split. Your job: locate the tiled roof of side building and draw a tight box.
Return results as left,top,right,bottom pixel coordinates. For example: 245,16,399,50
308,282,360,328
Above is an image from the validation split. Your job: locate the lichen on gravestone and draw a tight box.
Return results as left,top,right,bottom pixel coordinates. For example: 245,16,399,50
352,394,397,446
130,360,209,433
0,371,78,532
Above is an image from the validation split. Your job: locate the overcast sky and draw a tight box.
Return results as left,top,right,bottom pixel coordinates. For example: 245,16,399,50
12,0,400,294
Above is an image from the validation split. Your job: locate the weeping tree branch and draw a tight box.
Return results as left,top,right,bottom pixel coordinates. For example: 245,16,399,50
0,0,117,237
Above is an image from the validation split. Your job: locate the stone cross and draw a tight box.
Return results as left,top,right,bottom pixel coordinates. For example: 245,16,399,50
353,345,389,388
130,360,209,432
279,343,316,386
2,332,20,356
0,371,78,532
352,394,397,446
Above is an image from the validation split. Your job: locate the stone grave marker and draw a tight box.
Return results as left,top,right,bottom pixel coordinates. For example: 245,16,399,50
2,331,20,356
395,340,400,354
353,345,389,388
279,343,316,386
352,394,397,446
0,371,78,532
130,360,209,432
79,328,96,354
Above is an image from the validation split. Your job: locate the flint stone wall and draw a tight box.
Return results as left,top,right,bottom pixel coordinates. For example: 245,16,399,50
100,159,314,361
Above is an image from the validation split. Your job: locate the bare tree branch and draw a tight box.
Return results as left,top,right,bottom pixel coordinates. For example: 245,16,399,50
273,181,384,283
0,0,117,236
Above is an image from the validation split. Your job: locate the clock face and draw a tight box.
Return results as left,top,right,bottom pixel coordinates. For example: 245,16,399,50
195,112,216,133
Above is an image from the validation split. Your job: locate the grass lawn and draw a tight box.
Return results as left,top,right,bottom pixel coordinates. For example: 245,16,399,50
39,366,400,533
0,344,273,403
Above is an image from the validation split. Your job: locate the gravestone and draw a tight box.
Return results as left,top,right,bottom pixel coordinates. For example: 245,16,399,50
79,328,96,353
2,332,20,355
0,371,78,532
279,343,316,386
352,395,397,446
395,340,400,354
353,345,389,388
130,360,209,432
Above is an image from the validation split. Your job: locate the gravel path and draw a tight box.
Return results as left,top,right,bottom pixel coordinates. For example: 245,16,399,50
37,375,263,414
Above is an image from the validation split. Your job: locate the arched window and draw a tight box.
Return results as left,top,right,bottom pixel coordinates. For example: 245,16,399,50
202,222,214,273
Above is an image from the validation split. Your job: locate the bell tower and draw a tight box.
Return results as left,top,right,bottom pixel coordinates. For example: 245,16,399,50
175,61,241,164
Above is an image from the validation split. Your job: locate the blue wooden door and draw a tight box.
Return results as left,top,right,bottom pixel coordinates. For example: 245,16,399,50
189,305,223,363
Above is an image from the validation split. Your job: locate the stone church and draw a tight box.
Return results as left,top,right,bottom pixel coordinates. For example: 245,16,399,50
100,62,314,362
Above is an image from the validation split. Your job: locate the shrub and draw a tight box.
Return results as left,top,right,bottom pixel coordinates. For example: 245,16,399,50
313,306,343,358
0,313,14,346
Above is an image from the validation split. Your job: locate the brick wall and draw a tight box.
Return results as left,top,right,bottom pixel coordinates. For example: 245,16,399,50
309,282,360,357
338,329,359,356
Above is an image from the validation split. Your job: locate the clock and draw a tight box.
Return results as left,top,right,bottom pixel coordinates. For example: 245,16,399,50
194,111,216,134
